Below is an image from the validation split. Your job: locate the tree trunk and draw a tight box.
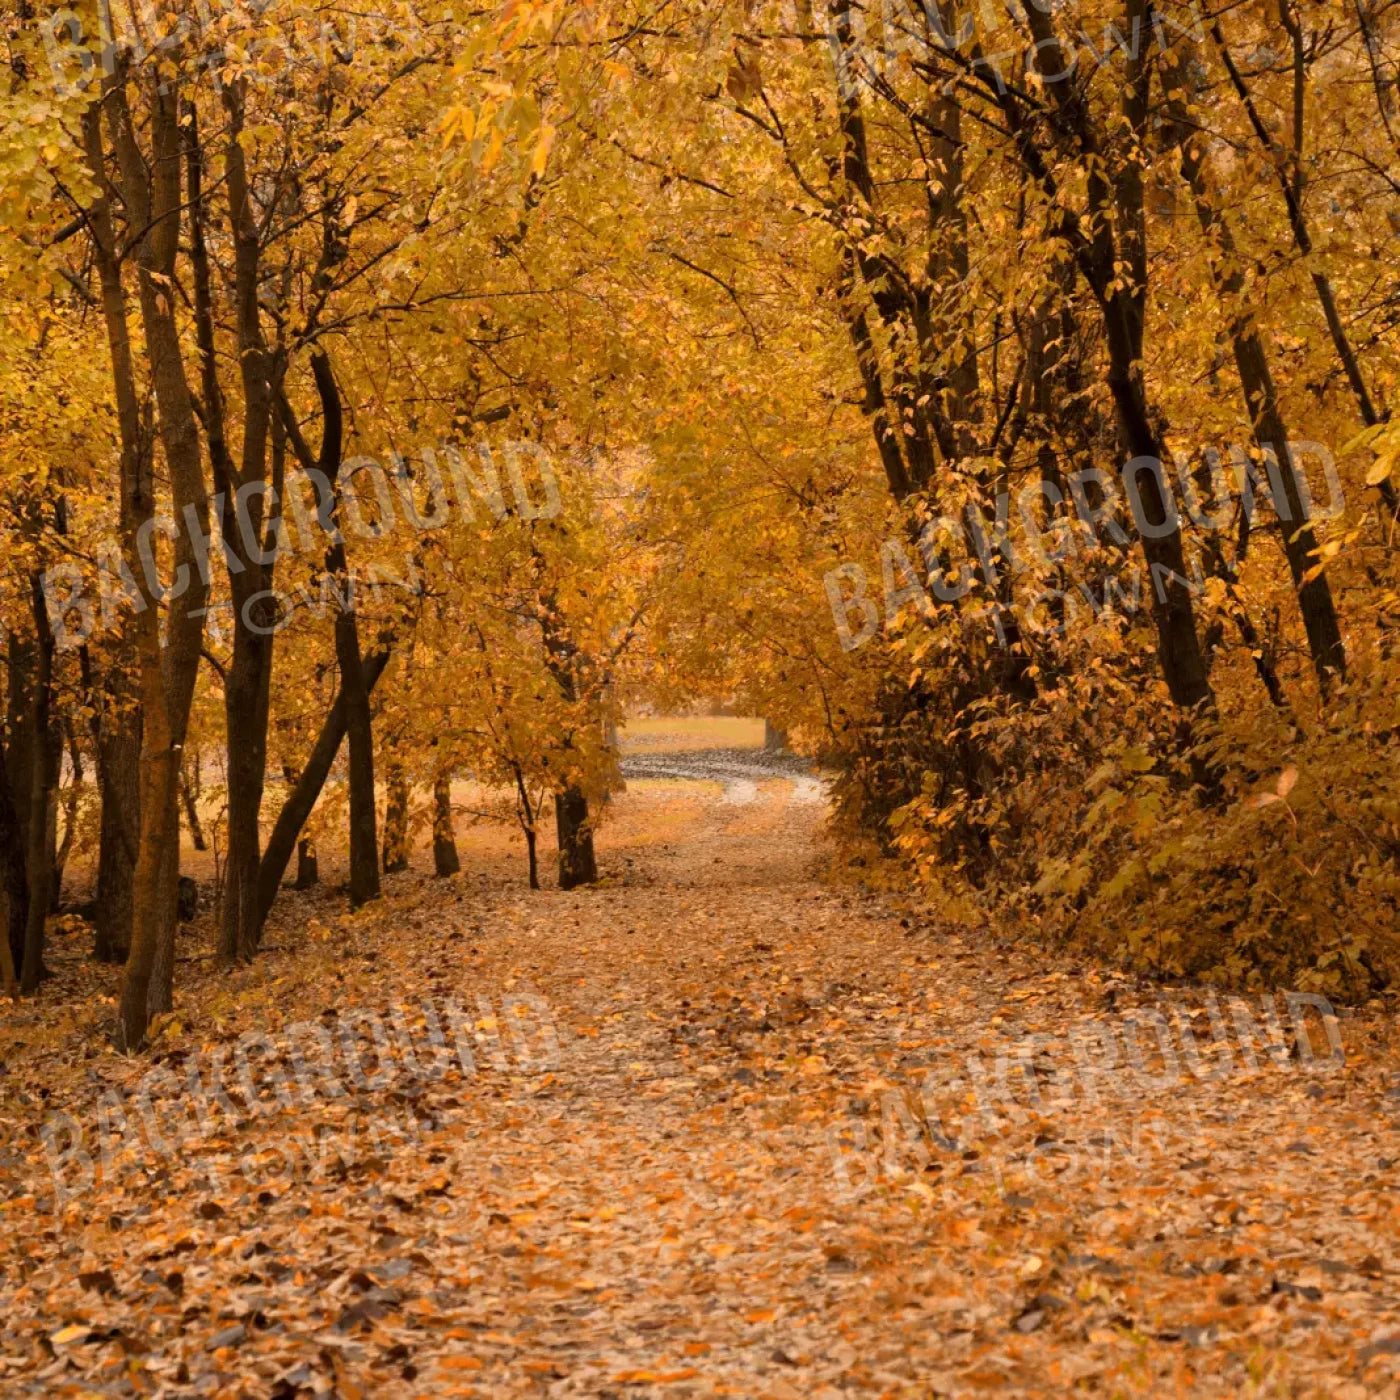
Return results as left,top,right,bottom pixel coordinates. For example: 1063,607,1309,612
80,98,147,988
1213,24,1387,438
50,722,78,915
1171,83,1346,692
255,649,390,927
220,611,273,961
45,767,61,915
1015,0,1217,729
0,892,13,997
1105,368,1216,714
303,352,381,909
20,575,58,995
342,611,381,905
102,77,212,1052
1223,349,1344,689
295,838,319,889
146,782,181,1018
0,716,29,992
118,711,179,1050
382,761,410,874
432,771,460,877
602,719,624,802
202,86,280,970
93,680,140,965
514,768,540,891
6,634,33,979
180,753,206,851
272,351,386,917
555,788,598,890
763,720,789,753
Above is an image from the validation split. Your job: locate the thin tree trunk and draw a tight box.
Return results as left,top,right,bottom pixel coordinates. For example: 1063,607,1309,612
1013,0,1217,729
295,838,319,889
0,894,13,996
382,761,410,874
6,634,34,978
92,662,140,965
432,771,460,877
340,606,380,906
50,721,79,915
513,766,540,890
304,352,380,908
198,88,280,969
1177,150,1346,690
20,575,58,995
0,711,29,991
146,782,181,1018
532,568,601,892
255,649,390,927
102,74,212,1052
119,694,178,1046
274,353,382,913
1103,342,1216,714
180,753,206,852
1213,22,1385,433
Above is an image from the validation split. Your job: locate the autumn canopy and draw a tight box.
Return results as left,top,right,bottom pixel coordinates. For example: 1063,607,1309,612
0,0,1397,1042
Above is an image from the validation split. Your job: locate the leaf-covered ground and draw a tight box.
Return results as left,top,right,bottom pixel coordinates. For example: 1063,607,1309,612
2,766,1399,1397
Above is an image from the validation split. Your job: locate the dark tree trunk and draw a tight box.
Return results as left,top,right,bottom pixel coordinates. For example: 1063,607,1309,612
341,614,380,905
1013,0,1217,732
87,82,212,1053
180,753,206,851
50,720,79,915
382,761,410,874
220,607,273,961
514,768,540,891
1225,354,1345,689
106,92,209,1052
0,728,28,992
6,634,34,979
555,788,598,890
1213,23,1390,460
763,720,789,754
1172,96,1346,692
20,575,59,995
295,838,319,889
432,771,460,877
1104,369,1216,715
46,806,61,916
194,87,280,969
255,649,390,927
276,352,380,912
146,782,181,1017
215,417,283,959
302,353,381,909
0,900,12,996
92,677,140,965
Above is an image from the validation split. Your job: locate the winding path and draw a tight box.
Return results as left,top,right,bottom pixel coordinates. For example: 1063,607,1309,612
1,762,1397,1397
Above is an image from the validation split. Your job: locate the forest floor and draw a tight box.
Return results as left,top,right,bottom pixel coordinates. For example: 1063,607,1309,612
2,739,1400,1397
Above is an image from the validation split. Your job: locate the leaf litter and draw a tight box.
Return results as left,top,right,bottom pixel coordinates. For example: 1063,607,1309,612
0,775,1398,1397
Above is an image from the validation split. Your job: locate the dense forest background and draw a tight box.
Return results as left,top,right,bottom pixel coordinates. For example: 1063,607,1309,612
2,0,1399,1051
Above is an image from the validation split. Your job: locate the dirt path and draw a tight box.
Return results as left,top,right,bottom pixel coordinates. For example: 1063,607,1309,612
2,771,1399,1397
